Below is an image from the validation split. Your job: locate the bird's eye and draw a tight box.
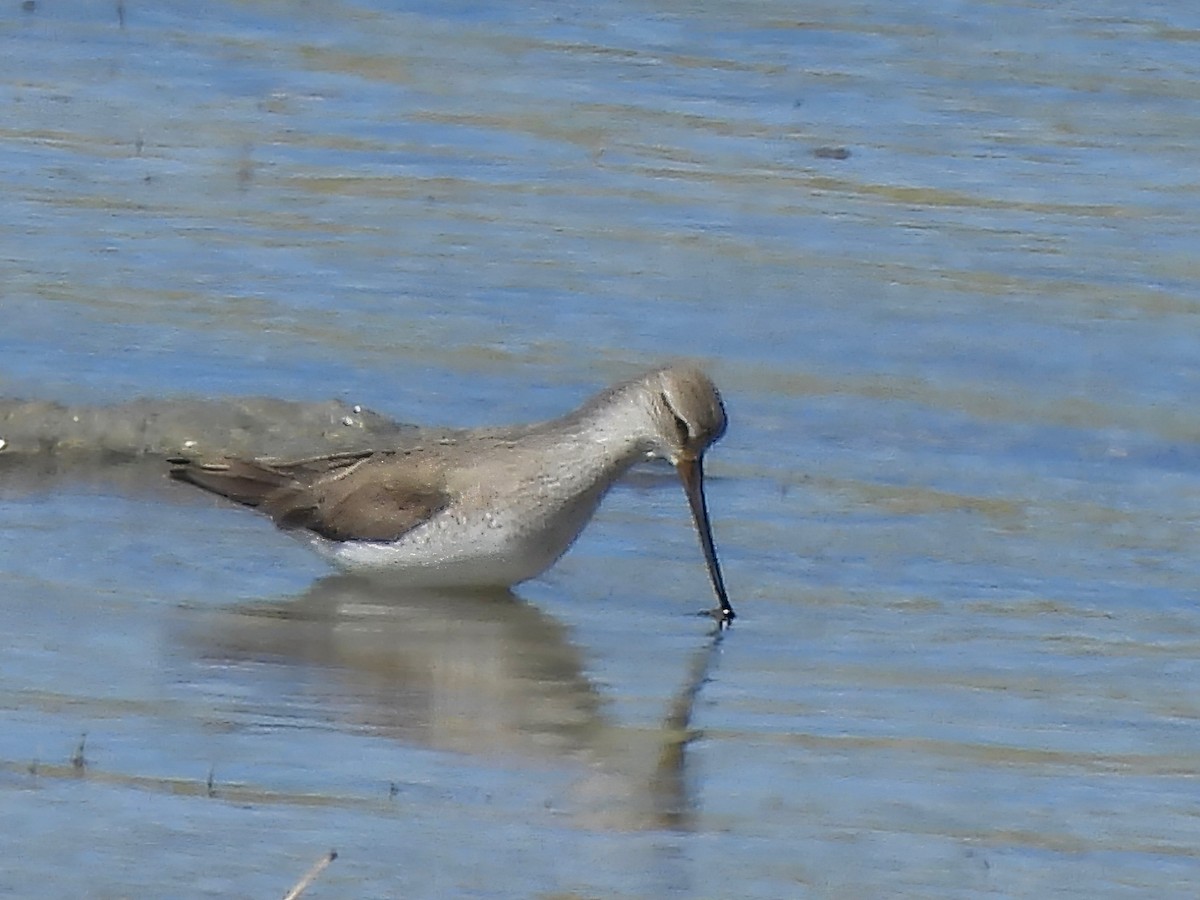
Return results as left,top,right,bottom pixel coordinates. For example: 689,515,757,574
671,412,690,443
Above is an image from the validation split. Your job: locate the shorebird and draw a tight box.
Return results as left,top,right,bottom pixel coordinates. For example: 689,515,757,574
169,365,735,621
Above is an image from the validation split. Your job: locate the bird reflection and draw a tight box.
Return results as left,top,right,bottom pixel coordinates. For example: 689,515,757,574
179,574,724,831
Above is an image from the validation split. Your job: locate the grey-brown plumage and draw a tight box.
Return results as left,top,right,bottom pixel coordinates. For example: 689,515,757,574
174,450,450,542
170,365,734,620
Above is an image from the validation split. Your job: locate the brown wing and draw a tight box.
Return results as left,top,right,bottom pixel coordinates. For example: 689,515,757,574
168,457,294,508
259,449,377,480
170,452,448,543
262,459,448,542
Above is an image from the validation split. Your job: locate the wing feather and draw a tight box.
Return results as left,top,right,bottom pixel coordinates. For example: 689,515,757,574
170,453,448,543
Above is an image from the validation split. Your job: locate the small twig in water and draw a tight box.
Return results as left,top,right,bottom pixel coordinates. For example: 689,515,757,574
282,850,337,900
71,733,87,772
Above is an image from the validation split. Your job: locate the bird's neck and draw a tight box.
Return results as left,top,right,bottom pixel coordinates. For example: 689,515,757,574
527,385,656,496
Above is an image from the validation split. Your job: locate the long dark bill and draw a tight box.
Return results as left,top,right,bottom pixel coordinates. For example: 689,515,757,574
676,455,736,622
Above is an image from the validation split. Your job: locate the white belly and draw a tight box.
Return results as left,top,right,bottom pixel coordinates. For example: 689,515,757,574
303,490,603,589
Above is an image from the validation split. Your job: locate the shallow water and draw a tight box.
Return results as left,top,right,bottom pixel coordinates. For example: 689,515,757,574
3,0,1200,896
